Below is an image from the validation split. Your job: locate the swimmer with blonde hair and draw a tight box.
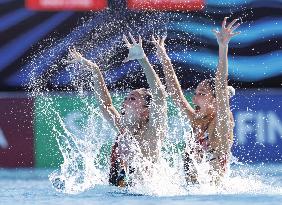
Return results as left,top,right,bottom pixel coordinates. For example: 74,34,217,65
68,33,167,187
152,17,240,184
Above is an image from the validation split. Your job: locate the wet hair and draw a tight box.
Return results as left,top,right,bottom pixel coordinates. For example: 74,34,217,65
203,78,235,98
204,78,216,97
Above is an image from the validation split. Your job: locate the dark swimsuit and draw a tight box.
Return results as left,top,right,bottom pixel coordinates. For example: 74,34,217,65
108,138,135,187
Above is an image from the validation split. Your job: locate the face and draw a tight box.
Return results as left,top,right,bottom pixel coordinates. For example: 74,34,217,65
192,81,216,119
120,90,149,126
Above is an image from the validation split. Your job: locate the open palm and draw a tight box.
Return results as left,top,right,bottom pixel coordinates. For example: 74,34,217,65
123,33,145,62
212,17,241,46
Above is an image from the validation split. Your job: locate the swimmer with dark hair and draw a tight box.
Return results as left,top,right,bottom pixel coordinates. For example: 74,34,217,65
152,17,240,184
68,33,167,187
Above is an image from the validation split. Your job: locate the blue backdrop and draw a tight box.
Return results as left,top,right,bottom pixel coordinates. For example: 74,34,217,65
232,90,282,163
0,0,282,91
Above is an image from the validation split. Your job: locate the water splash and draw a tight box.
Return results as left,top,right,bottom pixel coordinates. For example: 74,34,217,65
23,2,282,196
31,89,282,196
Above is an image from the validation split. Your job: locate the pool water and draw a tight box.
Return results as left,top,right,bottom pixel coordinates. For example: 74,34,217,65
0,163,281,205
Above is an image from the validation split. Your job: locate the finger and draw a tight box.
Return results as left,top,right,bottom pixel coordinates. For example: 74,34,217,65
157,36,161,44
138,35,142,45
68,48,75,58
62,59,70,65
231,23,240,32
71,47,78,54
161,36,167,46
212,28,219,34
128,32,136,45
227,18,239,30
123,34,131,47
152,35,157,44
69,48,76,57
72,51,80,59
71,47,79,56
222,17,229,28
231,31,241,37
123,57,130,63
64,58,77,65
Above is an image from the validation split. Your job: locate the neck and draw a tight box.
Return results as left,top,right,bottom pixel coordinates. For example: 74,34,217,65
194,113,215,135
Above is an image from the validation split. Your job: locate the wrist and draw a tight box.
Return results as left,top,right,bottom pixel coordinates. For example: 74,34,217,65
219,44,228,49
80,57,89,65
137,55,148,63
81,58,99,70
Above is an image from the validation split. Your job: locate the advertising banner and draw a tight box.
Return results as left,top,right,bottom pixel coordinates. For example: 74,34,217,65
127,0,204,11
33,90,282,168
34,94,124,168
0,98,34,167
26,0,108,11
231,90,282,163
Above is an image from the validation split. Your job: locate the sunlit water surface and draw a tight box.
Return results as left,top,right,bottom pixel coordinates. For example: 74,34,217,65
0,164,281,205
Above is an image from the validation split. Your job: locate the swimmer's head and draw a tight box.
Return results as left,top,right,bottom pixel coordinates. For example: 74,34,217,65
120,88,152,127
203,78,235,98
192,78,235,118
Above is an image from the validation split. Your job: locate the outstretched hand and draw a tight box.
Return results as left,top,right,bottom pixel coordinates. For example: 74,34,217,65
65,48,98,70
212,17,241,47
123,33,146,62
151,35,167,60
66,48,86,64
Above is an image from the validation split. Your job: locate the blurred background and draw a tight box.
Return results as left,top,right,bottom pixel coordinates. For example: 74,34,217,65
0,0,281,168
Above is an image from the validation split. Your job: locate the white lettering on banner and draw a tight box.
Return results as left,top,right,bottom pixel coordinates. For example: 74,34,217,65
256,112,265,143
267,111,282,144
236,111,254,144
236,111,282,145
0,128,9,149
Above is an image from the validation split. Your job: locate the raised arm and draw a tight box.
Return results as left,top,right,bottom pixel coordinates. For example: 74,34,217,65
123,34,167,139
152,36,195,120
212,17,240,151
68,48,122,133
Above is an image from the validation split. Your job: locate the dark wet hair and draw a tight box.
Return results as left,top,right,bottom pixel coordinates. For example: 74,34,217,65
137,88,152,107
144,94,152,107
203,78,235,98
142,89,152,107
204,78,216,97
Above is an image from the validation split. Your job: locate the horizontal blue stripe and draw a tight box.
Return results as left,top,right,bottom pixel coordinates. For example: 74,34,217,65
50,41,138,85
206,0,282,7
168,17,282,47
45,49,282,86
206,0,252,6
6,13,109,86
99,49,282,83
103,55,159,84
0,0,16,4
169,50,282,81
0,12,73,74
50,54,157,86
0,8,36,31
104,62,141,85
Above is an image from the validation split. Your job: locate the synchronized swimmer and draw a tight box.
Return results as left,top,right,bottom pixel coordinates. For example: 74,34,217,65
68,34,167,187
68,17,241,187
153,17,240,184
